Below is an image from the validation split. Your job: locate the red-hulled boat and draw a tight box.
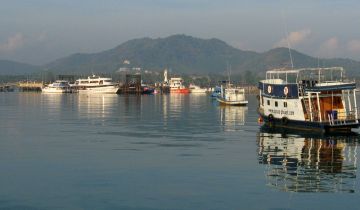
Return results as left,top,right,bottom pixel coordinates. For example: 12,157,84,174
169,77,189,94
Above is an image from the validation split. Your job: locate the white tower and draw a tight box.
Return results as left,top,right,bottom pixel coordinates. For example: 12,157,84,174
164,69,168,83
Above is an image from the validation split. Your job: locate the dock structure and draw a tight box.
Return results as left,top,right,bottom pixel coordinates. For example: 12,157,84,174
0,83,16,92
238,85,258,94
18,81,43,91
118,74,142,94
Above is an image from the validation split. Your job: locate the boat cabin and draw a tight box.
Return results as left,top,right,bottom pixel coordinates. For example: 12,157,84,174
258,67,359,132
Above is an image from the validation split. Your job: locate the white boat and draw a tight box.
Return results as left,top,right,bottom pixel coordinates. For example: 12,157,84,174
217,84,248,106
258,67,360,133
74,75,119,94
42,80,73,93
189,84,208,93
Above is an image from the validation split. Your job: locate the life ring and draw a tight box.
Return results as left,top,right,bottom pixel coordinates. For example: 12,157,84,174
267,85,272,94
283,86,289,96
281,117,288,125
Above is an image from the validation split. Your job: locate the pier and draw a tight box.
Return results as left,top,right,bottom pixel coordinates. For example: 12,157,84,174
118,74,142,94
18,81,43,91
0,83,16,92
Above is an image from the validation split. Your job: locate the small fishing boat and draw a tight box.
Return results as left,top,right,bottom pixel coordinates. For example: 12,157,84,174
189,84,208,93
258,67,360,133
42,80,73,93
142,85,155,94
217,84,248,106
211,86,221,98
169,77,189,94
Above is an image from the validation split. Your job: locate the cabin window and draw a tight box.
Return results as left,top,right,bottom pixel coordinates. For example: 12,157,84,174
267,100,270,105
275,101,278,107
284,102,287,107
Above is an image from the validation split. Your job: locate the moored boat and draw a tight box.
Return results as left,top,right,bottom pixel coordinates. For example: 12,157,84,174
211,86,221,98
42,80,73,93
189,84,208,93
169,77,189,93
74,75,119,94
258,67,360,133
217,84,248,106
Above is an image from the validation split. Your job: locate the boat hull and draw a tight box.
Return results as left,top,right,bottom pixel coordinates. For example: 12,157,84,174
170,88,190,94
259,111,360,133
78,86,119,94
190,89,208,93
217,98,248,106
42,88,73,93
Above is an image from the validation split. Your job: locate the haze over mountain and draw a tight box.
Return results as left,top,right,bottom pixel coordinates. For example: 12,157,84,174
1,35,360,76
0,60,40,75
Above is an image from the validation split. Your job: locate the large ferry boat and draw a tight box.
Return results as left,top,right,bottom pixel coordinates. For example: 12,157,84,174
42,80,73,93
74,75,119,94
258,67,360,133
169,77,189,93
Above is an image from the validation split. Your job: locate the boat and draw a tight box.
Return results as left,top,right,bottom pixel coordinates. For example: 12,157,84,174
211,86,221,98
217,84,248,106
142,85,155,94
258,67,360,133
42,80,73,93
74,75,119,94
169,77,189,93
189,84,208,93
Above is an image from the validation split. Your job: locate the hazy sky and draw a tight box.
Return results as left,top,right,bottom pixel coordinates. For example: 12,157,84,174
1,0,360,65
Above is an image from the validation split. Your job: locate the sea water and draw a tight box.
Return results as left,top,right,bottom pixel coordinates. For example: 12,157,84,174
0,92,359,210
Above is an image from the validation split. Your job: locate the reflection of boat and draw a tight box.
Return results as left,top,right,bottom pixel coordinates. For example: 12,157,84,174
258,67,360,133
74,75,119,94
189,84,208,93
220,105,247,131
77,94,118,119
217,84,248,106
257,126,358,193
169,77,189,94
42,80,73,93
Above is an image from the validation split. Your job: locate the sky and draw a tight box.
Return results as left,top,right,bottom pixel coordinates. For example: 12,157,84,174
0,0,360,65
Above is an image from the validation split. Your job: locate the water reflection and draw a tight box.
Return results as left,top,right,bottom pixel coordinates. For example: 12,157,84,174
219,105,247,131
257,126,358,193
77,94,118,119
168,94,187,118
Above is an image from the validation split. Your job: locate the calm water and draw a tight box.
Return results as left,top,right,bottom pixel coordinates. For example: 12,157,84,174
0,92,359,210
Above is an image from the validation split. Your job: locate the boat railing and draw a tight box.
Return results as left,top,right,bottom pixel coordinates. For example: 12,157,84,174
322,109,359,125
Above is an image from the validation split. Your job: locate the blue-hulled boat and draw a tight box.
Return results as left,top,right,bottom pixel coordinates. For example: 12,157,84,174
258,67,360,133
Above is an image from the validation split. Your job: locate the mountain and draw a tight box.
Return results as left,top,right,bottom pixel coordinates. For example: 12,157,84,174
0,60,41,75
45,34,259,74
240,48,360,76
1,34,360,76
45,35,360,76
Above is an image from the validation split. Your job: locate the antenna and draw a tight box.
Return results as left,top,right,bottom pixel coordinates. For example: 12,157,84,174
282,12,294,69
226,61,231,87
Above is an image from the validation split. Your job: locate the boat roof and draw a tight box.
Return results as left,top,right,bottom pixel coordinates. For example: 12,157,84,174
76,76,112,80
264,67,350,84
266,67,344,74
170,77,182,80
